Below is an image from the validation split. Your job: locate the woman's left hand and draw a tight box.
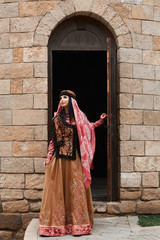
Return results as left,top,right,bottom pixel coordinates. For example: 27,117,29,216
100,113,107,119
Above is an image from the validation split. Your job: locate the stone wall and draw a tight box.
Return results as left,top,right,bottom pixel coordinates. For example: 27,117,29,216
0,0,160,239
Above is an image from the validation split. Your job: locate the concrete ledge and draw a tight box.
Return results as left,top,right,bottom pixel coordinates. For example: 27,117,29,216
24,218,39,240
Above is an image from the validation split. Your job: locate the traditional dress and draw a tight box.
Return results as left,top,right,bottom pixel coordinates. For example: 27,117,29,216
39,98,103,236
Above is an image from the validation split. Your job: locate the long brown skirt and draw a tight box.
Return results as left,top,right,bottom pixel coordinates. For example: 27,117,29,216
39,152,94,236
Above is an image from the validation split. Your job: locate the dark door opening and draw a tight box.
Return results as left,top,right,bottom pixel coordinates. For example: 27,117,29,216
52,50,107,200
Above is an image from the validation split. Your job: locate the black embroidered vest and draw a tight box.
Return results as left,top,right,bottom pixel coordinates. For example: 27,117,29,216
51,114,80,160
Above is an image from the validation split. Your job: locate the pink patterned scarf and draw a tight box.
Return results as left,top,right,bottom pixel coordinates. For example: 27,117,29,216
56,99,95,189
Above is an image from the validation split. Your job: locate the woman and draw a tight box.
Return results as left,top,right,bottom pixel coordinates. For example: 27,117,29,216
39,90,107,237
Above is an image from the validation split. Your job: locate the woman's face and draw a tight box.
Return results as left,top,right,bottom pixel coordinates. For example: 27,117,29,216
60,95,69,108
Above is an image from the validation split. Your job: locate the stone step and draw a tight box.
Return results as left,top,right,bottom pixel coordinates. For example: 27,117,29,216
24,216,160,240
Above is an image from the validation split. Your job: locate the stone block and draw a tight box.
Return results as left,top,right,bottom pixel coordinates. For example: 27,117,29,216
120,141,144,156
12,141,47,157
10,32,34,48
21,213,39,230
0,80,10,94
34,125,47,140
24,190,42,200
0,189,23,201
0,96,10,109
0,110,11,125
1,158,34,173
73,0,93,12
19,2,37,17
37,1,56,16
109,14,124,30
0,94,33,109
116,34,132,48
34,63,47,78
14,229,25,240
119,125,130,140
121,172,141,187
107,201,135,214
11,17,41,33
33,33,49,47
143,50,160,65
135,157,156,171
0,33,10,48
155,157,160,171
154,6,160,21
133,64,154,80
0,142,12,157
132,34,152,50
143,80,156,95
132,5,153,20
144,111,160,125
120,78,142,94
2,200,29,213
34,158,45,173
58,0,75,16
11,79,23,94
13,109,47,125
29,201,41,212
111,3,132,19
143,0,160,6
0,19,9,33
0,49,13,63
131,126,153,141
142,172,159,187
26,174,44,189
137,200,160,214
0,3,18,18
145,141,160,155
121,156,133,172
156,66,160,80
23,47,47,63
142,20,160,36
34,94,48,109
119,93,132,108
124,19,141,34
114,23,129,37
118,63,133,78
142,189,160,200
23,78,47,94
13,48,23,63
120,188,141,200
117,48,142,64
133,94,153,109
0,174,24,189
120,109,142,124
154,126,160,140
0,231,12,240
154,96,160,110
153,36,160,51
0,63,33,79
0,213,21,230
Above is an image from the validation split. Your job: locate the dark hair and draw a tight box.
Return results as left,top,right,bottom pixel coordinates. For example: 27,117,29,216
60,96,75,123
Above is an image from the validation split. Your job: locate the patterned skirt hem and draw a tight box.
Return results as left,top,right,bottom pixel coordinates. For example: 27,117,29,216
39,224,92,236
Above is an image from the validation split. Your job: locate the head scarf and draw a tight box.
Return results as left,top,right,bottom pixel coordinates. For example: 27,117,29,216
56,95,95,189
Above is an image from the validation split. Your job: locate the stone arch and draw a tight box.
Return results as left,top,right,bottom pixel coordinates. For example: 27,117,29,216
33,0,132,48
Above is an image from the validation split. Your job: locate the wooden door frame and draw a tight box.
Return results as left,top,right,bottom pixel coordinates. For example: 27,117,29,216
48,16,119,201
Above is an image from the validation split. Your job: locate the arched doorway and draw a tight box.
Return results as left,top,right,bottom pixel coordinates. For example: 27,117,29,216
48,16,119,201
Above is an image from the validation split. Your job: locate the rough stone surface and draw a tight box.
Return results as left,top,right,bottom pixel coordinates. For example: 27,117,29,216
0,110,11,125
120,78,142,93
23,78,47,94
13,48,23,63
11,79,23,94
26,174,44,189
34,126,47,140
2,200,29,213
23,47,47,62
143,50,160,65
0,213,21,230
118,63,133,78
134,157,156,171
119,125,130,140
117,48,142,63
119,93,132,108
0,19,9,33
29,201,41,212
154,126,160,140
34,94,48,109
0,94,33,109
120,188,141,200
34,158,45,173
0,63,33,79
13,110,47,125
121,156,133,172
12,141,47,157
144,111,160,125
24,190,43,200
137,200,160,214
131,126,153,140
0,231,12,240
0,174,24,189
142,172,159,187
121,173,141,187
10,33,34,48
142,188,160,200
0,126,34,141
120,109,142,124
108,201,136,214
11,17,40,33
1,158,34,173
0,142,12,157
0,49,13,64
0,189,23,201
21,213,39,230
153,36,160,50
145,141,160,155
132,5,153,20
133,64,155,80
34,63,47,78
132,34,152,49
142,20,160,36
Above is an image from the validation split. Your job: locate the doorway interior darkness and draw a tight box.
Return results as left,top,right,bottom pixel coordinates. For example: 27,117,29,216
52,50,107,200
